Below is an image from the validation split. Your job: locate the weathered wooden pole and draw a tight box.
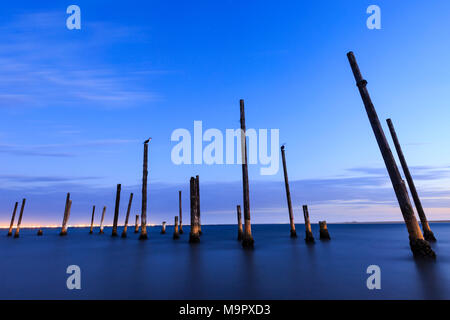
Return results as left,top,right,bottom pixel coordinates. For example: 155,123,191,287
37,228,43,236
281,145,297,238
302,205,314,243
121,193,134,238
189,177,200,243
386,118,436,242
173,216,180,239
112,184,121,237
60,193,70,236
196,175,202,235
89,205,96,234
7,202,18,236
140,139,150,240
14,199,26,238
319,221,331,240
179,190,183,234
240,99,254,248
236,205,243,241
134,214,139,233
99,206,106,234
161,221,166,234
347,51,435,258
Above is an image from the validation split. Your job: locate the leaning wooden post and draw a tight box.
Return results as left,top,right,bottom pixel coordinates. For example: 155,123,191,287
236,205,243,241
99,206,106,234
196,175,202,235
60,193,70,236
189,177,200,243
281,145,297,238
140,139,151,240
121,193,134,238
14,199,26,238
347,52,435,258
240,99,254,248
386,118,436,242
173,216,180,239
302,205,314,243
89,205,96,234
179,191,183,234
112,184,121,237
161,221,166,234
7,202,18,236
319,221,331,240
134,214,139,233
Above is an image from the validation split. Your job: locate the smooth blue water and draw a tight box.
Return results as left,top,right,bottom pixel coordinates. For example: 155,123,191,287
1,223,449,300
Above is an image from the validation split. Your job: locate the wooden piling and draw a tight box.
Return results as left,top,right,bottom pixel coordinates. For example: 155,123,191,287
386,118,436,242
196,175,202,235
60,193,70,236
240,99,254,248
302,205,314,243
99,206,106,234
112,184,121,237
89,205,96,234
37,228,43,236
237,205,243,241
319,221,331,240
121,193,134,238
281,145,297,238
347,51,435,258
161,221,166,234
134,214,139,233
173,216,180,239
179,191,183,234
60,199,72,236
140,139,150,240
14,199,26,238
189,177,200,243
7,202,18,236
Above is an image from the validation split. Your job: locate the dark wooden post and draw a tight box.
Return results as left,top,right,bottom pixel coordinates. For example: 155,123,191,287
37,228,43,236
60,193,70,236
60,199,72,236
134,214,139,233
302,205,314,243
281,145,297,238
386,118,436,242
112,184,121,237
89,205,96,234
319,221,331,240
99,206,106,234
140,139,150,240
14,199,26,238
173,216,180,239
196,175,202,235
347,51,435,258
237,205,243,241
7,202,18,236
240,99,254,248
121,193,134,238
189,177,200,243
179,191,183,234
161,221,166,234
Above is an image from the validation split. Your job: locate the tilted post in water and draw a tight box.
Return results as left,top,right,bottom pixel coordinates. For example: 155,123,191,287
240,99,254,248
189,177,200,243
14,199,26,238
60,193,71,236
99,206,106,234
121,193,134,238
179,191,183,234
161,221,166,234
386,118,436,242
89,205,96,234
196,175,202,235
7,202,18,236
140,138,151,240
281,145,297,238
112,184,121,237
319,221,331,240
61,199,72,236
236,205,243,241
347,51,435,258
134,214,139,233
302,205,314,243
173,216,180,239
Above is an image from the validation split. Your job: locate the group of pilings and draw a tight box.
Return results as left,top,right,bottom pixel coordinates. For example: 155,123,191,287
7,199,26,238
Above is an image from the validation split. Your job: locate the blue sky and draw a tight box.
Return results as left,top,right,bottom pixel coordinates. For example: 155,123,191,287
1,1,450,226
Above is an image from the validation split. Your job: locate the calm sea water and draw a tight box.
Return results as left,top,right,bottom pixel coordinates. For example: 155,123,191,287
1,223,449,300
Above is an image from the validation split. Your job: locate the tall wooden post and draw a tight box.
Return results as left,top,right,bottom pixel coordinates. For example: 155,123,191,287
236,205,243,241
319,221,331,240
134,214,139,233
89,205,96,234
60,199,72,236
161,221,166,234
140,140,150,240
240,99,254,248
173,216,180,239
99,206,106,234
347,51,435,258
302,205,314,243
196,175,202,235
121,193,134,238
281,145,297,238
60,193,70,236
179,191,183,234
189,177,200,243
7,202,18,236
112,184,121,237
386,118,436,242
14,199,26,238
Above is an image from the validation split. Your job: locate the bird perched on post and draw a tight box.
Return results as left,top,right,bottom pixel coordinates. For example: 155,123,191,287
144,138,152,144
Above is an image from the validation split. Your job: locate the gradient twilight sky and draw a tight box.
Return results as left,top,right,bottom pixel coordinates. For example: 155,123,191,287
1,1,450,226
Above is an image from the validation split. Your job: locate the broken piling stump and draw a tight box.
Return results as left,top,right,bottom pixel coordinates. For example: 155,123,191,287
140,138,151,240
134,214,139,233
37,228,43,236
112,184,121,237
121,193,134,238
302,205,314,243
281,145,297,238
161,221,166,234
89,205,96,234
179,190,183,234
99,206,106,234
173,216,180,239
319,221,331,240
14,199,26,238
189,177,200,243
60,193,71,236
7,202,18,237
386,118,436,242
237,205,243,241
347,51,435,258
